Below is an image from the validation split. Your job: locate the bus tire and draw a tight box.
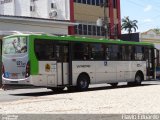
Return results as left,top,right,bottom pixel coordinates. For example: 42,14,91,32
134,73,143,85
51,87,65,93
110,83,118,87
77,74,90,91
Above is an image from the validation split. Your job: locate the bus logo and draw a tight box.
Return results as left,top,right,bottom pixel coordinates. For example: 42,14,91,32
45,64,51,72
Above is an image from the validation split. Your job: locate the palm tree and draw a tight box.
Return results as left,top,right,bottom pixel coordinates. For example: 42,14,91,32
121,16,138,40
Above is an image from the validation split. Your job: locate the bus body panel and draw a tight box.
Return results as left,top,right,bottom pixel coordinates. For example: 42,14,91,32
72,61,146,86
72,61,95,86
2,54,29,82
31,61,69,87
95,61,117,83
38,61,57,87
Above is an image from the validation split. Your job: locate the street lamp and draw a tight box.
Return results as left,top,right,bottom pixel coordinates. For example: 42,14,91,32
96,0,108,39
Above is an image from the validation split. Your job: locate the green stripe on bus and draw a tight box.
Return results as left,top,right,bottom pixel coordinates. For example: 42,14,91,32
29,36,39,75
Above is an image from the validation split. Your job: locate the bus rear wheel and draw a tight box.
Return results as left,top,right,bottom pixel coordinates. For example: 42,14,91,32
77,74,89,91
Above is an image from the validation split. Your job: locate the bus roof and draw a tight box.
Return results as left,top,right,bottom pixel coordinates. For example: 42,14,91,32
3,34,154,47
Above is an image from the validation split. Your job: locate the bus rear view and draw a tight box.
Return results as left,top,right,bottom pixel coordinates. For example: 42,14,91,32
2,36,30,88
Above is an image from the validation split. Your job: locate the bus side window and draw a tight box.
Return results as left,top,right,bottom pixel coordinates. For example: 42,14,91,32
110,45,119,60
83,44,90,60
131,46,135,60
34,39,55,61
135,46,143,61
72,42,87,60
105,45,110,60
90,43,105,60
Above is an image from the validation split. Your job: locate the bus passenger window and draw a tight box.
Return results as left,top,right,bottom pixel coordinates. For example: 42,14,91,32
105,46,110,60
135,46,143,61
90,44,105,60
72,43,84,60
34,39,55,61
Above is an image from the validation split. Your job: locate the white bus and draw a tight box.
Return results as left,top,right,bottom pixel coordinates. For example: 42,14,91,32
2,34,159,91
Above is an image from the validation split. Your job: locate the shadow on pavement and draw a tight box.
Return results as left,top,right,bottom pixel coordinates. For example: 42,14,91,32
10,83,158,97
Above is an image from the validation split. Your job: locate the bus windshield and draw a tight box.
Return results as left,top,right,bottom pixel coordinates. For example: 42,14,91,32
2,37,27,54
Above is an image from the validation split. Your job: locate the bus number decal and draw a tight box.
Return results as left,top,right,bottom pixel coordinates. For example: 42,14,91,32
77,65,91,68
16,61,26,67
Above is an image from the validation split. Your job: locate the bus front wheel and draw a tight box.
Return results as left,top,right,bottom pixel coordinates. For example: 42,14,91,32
134,73,143,85
77,74,90,91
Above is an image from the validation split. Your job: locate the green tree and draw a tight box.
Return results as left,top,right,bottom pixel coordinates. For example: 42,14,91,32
121,16,138,35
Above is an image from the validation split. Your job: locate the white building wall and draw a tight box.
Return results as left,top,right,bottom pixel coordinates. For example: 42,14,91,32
3,0,15,15
0,0,4,15
0,0,70,20
31,0,48,18
0,19,69,35
15,0,30,16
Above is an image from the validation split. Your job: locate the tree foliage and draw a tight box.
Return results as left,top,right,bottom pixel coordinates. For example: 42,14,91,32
121,16,138,34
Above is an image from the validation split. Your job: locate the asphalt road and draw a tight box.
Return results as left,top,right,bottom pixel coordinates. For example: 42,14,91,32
0,80,160,103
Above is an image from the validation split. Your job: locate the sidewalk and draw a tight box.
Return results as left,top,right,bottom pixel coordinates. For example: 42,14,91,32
0,85,160,114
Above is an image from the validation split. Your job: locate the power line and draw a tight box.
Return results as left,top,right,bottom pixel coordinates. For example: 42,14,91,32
123,0,160,29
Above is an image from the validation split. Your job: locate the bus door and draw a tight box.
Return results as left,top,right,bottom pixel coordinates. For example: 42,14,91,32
56,42,69,86
146,48,155,80
155,49,160,79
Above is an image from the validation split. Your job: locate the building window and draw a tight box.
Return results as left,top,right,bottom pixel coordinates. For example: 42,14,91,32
51,3,56,9
93,25,97,36
87,0,91,4
113,0,117,8
78,24,83,35
82,0,86,4
74,0,109,6
77,0,81,3
88,25,92,35
75,23,113,37
74,25,78,34
92,0,95,5
83,24,88,35
97,26,101,36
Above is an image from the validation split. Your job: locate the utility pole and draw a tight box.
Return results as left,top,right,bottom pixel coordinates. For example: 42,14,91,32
101,0,108,39
96,0,108,39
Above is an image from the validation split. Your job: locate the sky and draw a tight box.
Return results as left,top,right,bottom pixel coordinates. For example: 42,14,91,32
121,0,160,33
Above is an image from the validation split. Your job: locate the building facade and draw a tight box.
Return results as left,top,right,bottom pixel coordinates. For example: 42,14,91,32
73,0,121,39
0,0,70,20
0,0,121,38
140,29,160,43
